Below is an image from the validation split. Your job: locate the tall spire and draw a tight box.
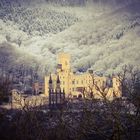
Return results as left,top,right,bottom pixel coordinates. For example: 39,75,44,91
49,73,52,84
57,75,60,84
56,75,61,94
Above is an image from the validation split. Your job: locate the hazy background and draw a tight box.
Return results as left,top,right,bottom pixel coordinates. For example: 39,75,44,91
0,0,140,76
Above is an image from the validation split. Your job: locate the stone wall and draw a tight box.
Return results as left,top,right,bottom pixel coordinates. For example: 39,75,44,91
12,90,48,109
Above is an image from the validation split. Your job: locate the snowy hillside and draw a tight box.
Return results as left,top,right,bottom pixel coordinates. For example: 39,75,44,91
0,1,140,76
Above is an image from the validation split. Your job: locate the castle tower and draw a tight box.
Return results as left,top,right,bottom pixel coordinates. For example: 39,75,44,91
56,75,61,104
56,75,61,93
49,74,53,91
49,74,53,106
57,53,71,73
56,53,71,96
48,74,65,110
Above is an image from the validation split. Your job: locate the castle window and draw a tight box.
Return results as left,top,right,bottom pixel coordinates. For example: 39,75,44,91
72,88,75,91
81,80,83,84
77,81,79,84
73,95,77,98
72,81,75,84
106,78,113,87
101,81,105,89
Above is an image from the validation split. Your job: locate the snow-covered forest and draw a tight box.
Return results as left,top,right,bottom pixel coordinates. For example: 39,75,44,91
0,0,140,77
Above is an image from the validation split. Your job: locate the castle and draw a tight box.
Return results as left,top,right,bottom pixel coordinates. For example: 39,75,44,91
45,53,122,100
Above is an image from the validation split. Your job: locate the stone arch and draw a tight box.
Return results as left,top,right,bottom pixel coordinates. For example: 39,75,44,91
78,94,82,99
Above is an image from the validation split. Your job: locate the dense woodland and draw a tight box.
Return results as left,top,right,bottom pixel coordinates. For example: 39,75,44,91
0,0,140,76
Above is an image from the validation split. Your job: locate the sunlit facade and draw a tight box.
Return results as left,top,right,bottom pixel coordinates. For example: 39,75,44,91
45,53,122,100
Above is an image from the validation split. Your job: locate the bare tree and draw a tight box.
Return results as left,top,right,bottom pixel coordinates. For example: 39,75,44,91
0,65,140,140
